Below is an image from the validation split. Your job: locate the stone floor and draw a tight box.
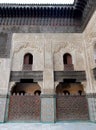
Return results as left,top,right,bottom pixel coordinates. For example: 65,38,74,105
0,122,96,130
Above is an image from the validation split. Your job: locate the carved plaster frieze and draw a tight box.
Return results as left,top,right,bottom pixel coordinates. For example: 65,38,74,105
13,42,43,54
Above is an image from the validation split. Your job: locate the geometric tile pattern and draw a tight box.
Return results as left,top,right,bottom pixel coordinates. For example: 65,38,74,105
8,95,41,121
56,95,89,121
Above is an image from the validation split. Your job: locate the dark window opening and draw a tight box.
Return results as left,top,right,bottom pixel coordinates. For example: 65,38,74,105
78,90,82,95
63,53,72,65
20,79,34,83
24,53,33,65
63,79,76,83
63,53,74,71
34,90,41,95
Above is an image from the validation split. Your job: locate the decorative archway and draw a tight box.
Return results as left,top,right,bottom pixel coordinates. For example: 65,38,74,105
56,82,89,121
8,81,41,121
11,82,41,95
56,82,84,95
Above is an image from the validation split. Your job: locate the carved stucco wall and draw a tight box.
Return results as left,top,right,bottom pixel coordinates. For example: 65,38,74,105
11,33,85,71
11,34,44,71
52,34,85,71
83,10,96,93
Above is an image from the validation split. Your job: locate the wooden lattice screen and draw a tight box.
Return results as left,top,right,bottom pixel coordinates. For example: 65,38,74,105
56,95,89,121
8,95,41,122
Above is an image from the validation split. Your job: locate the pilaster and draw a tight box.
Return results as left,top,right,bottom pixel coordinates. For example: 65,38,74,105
41,41,56,122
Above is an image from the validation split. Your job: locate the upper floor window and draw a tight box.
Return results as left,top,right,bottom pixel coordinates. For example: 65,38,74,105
23,53,33,71
63,53,72,65
63,53,74,71
24,53,33,65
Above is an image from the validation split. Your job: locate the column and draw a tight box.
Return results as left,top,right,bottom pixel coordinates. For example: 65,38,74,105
41,41,56,123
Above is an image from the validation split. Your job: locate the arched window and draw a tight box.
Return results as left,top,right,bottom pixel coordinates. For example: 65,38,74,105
63,53,74,71
24,53,33,65
63,53,72,65
23,53,33,70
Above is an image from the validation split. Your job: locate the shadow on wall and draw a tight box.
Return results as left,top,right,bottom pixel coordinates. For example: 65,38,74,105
11,82,41,95
56,82,84,95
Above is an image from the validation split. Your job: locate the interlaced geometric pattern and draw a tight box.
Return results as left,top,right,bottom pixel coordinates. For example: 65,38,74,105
64,64,74,71
23,65,32,71
56,95,89,121
8,95,41,121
